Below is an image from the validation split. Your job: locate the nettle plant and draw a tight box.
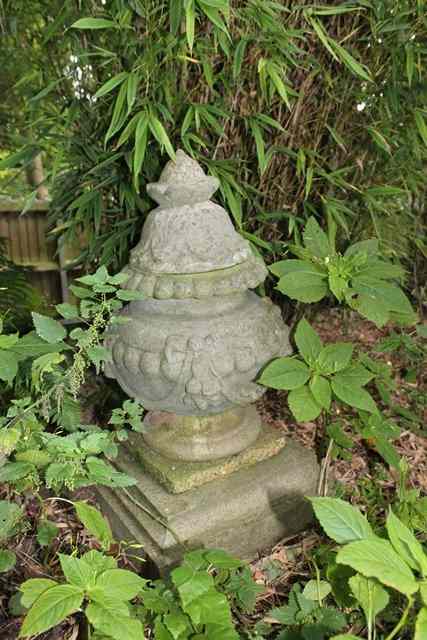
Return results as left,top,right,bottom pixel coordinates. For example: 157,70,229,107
18,501,261,640
0,266,144,493
270,217,416,327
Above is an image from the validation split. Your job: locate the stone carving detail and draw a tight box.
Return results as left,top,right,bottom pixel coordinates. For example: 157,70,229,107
105,150,292,458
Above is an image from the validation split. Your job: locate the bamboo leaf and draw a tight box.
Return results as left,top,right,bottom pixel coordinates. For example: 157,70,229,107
184,0,196,52
331,41,372,82
94,72,128,99
148,115,176,160
71,18,116,29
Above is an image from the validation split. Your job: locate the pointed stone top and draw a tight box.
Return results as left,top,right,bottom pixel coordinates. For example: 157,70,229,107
147,150,220,207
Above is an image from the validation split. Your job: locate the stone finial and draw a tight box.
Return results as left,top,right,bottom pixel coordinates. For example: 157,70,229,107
121,150,268,299
147,149,219,207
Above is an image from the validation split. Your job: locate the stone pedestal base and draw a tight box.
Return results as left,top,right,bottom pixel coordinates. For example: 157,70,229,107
95,439,319,573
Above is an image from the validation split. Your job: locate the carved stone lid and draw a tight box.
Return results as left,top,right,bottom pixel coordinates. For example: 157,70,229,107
122,150,267,299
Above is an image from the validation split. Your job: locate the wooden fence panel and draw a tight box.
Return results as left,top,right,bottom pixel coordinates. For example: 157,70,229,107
0,199,62,303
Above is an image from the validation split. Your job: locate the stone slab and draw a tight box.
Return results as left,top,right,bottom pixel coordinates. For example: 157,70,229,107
95,439,319,573
133,423,286,493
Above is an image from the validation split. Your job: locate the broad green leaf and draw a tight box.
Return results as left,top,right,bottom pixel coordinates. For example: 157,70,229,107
0,350,19,383
0,500,23,543
344,239,378,258
276,266,329,303
76,266,109,286
59,554,97,589
331,378,377,414
327,422,353,449
337,538,418,596
295,318,323,364
116,289,145,301
349,574,389,625
0,462,33,483
71,17,116,29
317,343,353,374
310,497,374,543
415,608,427,640
351,293,390,328
94,569,147,600
74,501,113,550
372,436,401,469
288,384,323,421
386,510,427,576
0,333,19,349
258,357,310,390
332,363,374,387
303,217,331,259
55,303,79,320
94,72,128,99
19,584,84,638
421,583,427,605
20,579,58,608
302,579,332,602
164,611,191,639
270,259,326,278
36,520,58,547
87,346,113,373
204,549,242,569
0,549,16,572
87,602,145,640
310,375,331,410
31,313,66,344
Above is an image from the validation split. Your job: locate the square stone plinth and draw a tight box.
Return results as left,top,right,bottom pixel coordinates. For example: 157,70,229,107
95,439,319,573
135,424,287,494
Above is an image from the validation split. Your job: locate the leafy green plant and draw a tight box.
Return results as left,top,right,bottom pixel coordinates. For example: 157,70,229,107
310,497,427,640
19,501,259,640
259,317,378,422
270,217,417,328
271,582,347,640
0,266,145,493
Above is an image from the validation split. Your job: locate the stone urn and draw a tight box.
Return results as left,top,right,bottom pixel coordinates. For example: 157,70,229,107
105,150,291,463
99,151,319,570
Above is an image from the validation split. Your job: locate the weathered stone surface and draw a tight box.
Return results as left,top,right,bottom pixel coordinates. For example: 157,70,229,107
95,439,319,573
105,293,291,416
136,421,286,492
142,405,262,462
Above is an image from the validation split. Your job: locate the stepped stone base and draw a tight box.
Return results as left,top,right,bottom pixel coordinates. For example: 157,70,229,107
96,438,319,573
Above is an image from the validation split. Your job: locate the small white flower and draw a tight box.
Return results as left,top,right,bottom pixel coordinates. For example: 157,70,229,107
410,34,416,40
378,38,383,43
357,102,367,112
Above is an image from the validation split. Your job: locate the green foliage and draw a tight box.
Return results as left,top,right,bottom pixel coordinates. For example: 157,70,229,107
19,504,257,640
0,267,143,493
270,218,417,328
259,318,378,422
312,497,427,639
271,583,346,640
